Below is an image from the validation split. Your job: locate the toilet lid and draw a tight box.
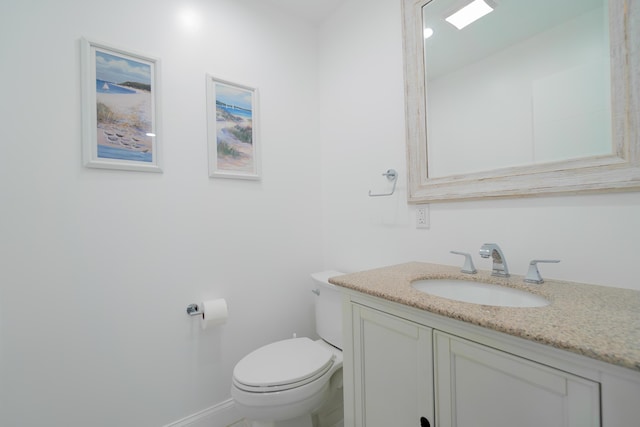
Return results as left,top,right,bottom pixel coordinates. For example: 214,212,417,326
233,337,335,391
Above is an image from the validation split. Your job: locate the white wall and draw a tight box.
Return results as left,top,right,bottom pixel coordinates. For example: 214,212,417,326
318,0,640,291
2,0,639,425
0,0,322,425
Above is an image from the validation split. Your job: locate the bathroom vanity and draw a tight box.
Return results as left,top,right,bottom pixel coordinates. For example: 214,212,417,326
330,263,640,427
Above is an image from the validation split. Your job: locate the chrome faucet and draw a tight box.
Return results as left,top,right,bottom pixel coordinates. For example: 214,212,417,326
479,243,510,277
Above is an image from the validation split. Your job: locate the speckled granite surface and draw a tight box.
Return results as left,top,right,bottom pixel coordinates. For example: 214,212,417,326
329,262,640,372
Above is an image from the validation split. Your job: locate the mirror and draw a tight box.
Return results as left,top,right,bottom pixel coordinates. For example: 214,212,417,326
423,0,611,178
402,0,640,202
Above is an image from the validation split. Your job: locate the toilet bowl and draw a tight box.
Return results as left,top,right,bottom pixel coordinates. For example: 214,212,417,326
231,271,344,427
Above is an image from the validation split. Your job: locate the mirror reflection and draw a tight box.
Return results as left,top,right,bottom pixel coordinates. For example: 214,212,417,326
422,0,611,178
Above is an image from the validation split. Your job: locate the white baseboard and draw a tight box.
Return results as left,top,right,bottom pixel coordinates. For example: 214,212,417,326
163,398,245,427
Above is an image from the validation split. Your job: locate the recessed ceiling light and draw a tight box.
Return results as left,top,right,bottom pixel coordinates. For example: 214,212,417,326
445,0,494,30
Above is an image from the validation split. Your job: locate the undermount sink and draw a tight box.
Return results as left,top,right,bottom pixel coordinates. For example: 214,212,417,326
411,279,550,308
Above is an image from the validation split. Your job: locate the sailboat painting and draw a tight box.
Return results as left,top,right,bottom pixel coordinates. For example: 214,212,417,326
81,38,162,172
206,74,260,180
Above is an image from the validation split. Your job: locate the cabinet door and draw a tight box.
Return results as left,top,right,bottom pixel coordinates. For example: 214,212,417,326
351,304,434,427
434,331,600,427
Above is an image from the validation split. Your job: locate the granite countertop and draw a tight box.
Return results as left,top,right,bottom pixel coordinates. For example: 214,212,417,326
329,262,640,372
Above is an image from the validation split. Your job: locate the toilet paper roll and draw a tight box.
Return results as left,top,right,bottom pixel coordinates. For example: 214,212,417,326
200,299,228,330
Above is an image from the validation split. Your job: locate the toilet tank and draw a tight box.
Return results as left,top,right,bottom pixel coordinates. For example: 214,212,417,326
311,271,344,350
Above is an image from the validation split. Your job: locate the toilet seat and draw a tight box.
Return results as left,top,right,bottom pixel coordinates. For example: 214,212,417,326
233,337,335,393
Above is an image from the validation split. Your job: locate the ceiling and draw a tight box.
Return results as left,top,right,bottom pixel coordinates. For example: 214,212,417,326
263,0,347,24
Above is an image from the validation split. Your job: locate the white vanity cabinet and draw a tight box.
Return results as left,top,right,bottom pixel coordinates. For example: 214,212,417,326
434,331,599,427
347,303,434,427
342,291,640,427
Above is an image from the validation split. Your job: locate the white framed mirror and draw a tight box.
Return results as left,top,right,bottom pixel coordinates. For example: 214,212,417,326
402,0,639,202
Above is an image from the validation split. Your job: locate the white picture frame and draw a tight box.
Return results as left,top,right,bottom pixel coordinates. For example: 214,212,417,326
80,38,162,172
206,74,260,180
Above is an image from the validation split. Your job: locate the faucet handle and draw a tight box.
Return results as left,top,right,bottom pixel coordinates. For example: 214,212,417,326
524,259,560,284
450,251,477,274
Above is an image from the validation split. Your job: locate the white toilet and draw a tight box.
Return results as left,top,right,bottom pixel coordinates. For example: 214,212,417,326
231,271,345,427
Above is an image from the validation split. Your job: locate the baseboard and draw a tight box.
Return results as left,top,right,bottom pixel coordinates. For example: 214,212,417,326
163,398,244,427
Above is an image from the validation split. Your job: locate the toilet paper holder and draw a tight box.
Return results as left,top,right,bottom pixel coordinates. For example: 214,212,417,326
186,303,202,317
186,300,229,329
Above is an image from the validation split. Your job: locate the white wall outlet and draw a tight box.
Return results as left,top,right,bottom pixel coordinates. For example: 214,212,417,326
416,205,430,229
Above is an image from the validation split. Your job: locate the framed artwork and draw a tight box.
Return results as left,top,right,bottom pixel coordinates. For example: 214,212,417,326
80,38,162,172
206,74,260,180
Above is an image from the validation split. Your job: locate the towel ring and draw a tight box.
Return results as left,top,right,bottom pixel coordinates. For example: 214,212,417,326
369,169,397,197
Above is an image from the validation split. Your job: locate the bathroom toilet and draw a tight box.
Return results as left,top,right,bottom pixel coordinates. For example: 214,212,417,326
231,271,345,427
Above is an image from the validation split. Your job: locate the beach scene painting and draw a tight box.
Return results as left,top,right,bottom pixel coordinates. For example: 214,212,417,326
207,75,260,180
81,39,162,172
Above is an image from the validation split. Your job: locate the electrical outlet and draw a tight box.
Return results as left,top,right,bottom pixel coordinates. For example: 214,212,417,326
416,205,429,229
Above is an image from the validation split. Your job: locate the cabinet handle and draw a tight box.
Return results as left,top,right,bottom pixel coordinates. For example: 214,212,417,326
420,416,430,427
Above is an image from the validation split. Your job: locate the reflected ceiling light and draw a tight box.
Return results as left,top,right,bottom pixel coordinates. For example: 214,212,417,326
445,0,494,30
424,27,434,39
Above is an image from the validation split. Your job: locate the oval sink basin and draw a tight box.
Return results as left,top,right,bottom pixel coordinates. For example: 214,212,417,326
411,279,549,307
